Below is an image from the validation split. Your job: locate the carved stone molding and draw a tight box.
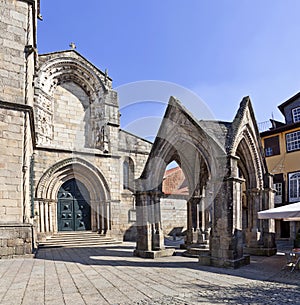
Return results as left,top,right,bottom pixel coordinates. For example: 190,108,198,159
34,91,54,145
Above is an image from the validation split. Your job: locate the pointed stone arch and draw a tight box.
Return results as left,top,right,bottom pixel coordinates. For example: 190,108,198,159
135,97,227,258
36,50,110,98
220,97,276,260
34,50,118,149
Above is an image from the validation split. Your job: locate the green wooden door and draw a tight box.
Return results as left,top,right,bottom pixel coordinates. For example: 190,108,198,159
57,179,91,231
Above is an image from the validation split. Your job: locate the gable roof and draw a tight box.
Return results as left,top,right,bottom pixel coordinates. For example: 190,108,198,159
278,91,300,115
227,96,261,154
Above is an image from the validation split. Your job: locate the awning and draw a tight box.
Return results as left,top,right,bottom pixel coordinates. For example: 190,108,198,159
258,202,300,220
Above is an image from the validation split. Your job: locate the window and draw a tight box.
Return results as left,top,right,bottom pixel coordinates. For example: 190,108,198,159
289,172,300,202
123,161,129,189
265,147,273,157
264,136,280,156
123,158,134,190
273,174,284,204
274,182,282,204
292,107,300,123
286,131,300,152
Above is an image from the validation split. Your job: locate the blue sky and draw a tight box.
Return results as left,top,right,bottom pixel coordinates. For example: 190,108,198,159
38,1,300,135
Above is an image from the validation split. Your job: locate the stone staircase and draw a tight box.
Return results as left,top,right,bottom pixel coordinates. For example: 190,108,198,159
38,231,122,249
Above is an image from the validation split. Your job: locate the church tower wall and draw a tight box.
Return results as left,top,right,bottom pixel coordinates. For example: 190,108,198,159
0,0,38,257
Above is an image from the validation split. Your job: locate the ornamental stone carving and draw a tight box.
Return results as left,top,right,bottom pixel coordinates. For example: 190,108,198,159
34,92,54,145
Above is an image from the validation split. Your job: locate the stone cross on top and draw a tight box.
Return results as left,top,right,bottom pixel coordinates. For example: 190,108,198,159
69,42,76,50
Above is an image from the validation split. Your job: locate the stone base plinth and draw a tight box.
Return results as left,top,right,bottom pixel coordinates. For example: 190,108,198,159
199,254,250,269
244,246,277,256
183,247,210,258
0,223,34,258
198,252,212,266
133,248,175,259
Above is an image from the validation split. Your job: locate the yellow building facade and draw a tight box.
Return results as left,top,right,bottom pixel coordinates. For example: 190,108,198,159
261,92,300,240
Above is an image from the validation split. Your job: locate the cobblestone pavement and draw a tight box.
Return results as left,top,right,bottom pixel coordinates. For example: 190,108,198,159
0,243,299,305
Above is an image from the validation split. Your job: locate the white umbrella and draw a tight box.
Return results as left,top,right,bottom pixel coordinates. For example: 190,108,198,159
258,202,300,220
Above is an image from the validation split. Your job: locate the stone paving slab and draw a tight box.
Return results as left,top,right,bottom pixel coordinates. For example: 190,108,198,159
0,242,299,305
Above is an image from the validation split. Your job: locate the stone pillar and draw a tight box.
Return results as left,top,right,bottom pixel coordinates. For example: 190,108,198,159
192,196,201,244
199,188,209,243
96,204,101,232
206,155,250,268
201,188,206,233
245,189,262,248
152,191,164,251
49,202,53,233
134,190,175,259
244,173,276,256
105,201,110,232
186,198,193,245
44,202,49,232
100,202,105,234
53,202,58,233
135,192,152,252
39,201,45,233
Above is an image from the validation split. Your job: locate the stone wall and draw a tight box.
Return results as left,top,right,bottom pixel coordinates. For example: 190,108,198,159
161,197,187,235
33,136,151,241
0,107,24,223
0,0,27,104
0,224,33,258
0,0,36,106
52,83,88,149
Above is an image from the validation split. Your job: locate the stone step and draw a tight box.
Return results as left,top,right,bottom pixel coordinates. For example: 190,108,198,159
183,246,210,258
38,231,122,249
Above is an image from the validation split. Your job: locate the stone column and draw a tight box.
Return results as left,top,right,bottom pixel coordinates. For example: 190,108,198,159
134,189,175,258
245,189,262,249
53,202,58,233
186,198,193,245
39,201,45,233
244,186,276,256
135,191,152,252
192,196,201,244
90,201,95,232
152,191,164,251
100,202,105,233
208,155,250,268
44,202,49,232
49,202,53,233
106,200,111,232
96,204,101,232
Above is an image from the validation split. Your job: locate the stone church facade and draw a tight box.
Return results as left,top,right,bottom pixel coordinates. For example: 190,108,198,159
0,0,151,257
1,0,276,267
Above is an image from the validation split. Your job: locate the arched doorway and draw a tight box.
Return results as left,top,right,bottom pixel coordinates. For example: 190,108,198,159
57,179,91,231
35,157,111,236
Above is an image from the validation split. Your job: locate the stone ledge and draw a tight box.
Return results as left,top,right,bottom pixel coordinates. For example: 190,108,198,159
183,247,210,258
244,247,277,256
0,253,35,259
199,254,251,269
133,248,175,259
0,223,33,228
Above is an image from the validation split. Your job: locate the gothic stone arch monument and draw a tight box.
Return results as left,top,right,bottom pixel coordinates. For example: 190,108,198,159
134,96,276,268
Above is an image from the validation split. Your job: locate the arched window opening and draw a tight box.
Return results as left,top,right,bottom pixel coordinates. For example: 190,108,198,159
161,161,188,241
162,161,188,196
123,158,134,191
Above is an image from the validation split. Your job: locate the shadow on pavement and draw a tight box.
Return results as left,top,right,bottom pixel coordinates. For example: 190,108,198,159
35,242,300,286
